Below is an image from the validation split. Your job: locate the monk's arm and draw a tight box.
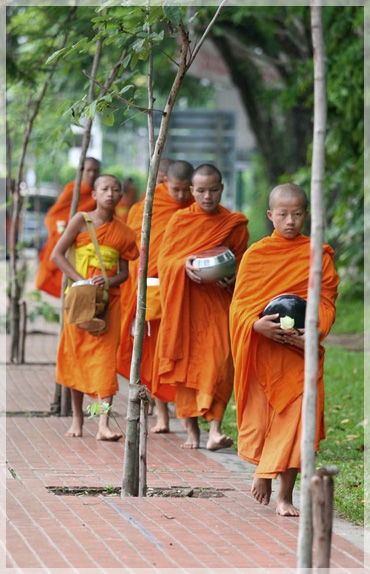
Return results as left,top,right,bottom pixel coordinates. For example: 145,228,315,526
50,213,85,283
91,259,129,288
253,313,286,344
185,256,202,284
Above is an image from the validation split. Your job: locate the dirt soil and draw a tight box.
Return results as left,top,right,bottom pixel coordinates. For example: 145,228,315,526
325,333,365,352
47,486,229,498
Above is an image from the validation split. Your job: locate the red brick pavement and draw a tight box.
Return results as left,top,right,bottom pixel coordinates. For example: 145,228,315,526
4,333,369,572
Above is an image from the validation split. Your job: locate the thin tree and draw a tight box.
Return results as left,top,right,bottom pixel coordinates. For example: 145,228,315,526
7,9,77,364
122,3,227,497
50,19,130,415
297,1,326,569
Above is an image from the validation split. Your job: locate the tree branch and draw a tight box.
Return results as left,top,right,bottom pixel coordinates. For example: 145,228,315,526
187,0,228,68
82,70,163,115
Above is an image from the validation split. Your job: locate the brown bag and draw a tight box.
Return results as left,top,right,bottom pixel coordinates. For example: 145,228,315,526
64,213,110,336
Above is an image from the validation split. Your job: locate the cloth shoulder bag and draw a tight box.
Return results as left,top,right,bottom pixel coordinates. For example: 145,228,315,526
64,213,110,336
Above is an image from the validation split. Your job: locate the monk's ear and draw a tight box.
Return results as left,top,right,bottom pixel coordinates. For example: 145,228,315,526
267,209,273,221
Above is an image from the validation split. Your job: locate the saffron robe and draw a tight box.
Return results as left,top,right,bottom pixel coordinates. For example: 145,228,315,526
229,230,339,476
56,217,139,398
116,183,193,394
152,202,249,419
36,181,96,298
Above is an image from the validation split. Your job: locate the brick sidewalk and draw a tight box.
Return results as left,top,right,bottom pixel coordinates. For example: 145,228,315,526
4,333,369,572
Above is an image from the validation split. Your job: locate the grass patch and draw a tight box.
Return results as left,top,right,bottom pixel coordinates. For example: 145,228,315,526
330,295,363,335
316,346,364,525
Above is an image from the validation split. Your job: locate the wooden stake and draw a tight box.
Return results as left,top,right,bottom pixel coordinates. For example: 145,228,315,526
312,465,338,572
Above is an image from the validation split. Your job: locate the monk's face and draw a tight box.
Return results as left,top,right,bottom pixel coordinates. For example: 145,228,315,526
267,193,308,239
156,171,166,184
190,173,223,214
167,178,192,203
93,176,122,209
82,160,100,187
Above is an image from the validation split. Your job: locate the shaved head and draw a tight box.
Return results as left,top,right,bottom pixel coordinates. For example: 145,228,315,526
192,163,222,184
158,158,174,174
167,160,194,182
269,183,308,211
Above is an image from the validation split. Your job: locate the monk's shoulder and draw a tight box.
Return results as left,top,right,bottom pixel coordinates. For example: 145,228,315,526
113,216,136,239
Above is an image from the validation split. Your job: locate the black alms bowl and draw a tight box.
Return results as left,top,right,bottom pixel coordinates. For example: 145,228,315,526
261,293,306,329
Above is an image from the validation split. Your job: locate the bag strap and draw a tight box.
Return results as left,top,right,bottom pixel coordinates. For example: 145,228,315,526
81,212,109,288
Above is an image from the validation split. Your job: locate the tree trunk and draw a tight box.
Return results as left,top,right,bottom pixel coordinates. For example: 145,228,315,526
297,2,326,569
122,3,227,497
54,33,102,415
53,32,129,416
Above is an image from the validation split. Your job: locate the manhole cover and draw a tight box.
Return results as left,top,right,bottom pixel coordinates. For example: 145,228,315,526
47,485,231,498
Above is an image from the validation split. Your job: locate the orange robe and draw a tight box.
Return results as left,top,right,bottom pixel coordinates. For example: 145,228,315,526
152,203,249,420
117,183,194,396
229,230,339,478
56,217,139,398
36,181,96,297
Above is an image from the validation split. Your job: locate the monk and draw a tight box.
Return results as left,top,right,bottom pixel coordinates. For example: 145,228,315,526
117,160,194,433
156,157,174,184
36,157,101,298
152,164,249,450
115,177,138,223
51,174,139,440
229,183,339,516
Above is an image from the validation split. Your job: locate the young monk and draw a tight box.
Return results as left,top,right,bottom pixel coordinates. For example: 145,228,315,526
36,157,101,297
229,183,339,516
156,157,174,184
152,164,249,450
51,174,139,440
117,160,194,433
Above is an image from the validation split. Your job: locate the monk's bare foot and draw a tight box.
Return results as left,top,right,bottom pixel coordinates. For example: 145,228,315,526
206,434,233,451
181,417,200,449
96,428,122,441
251,477,272,506
65,418,83,437
276,498,300,517
150,420,170,434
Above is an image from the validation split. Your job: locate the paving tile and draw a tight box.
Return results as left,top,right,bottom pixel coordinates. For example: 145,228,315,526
5,333,369,571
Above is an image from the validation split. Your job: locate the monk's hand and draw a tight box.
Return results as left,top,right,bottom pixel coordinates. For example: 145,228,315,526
90,275,106,287
185,256,202,284
253,314,286,343
283,328,305,350
216,273,236,288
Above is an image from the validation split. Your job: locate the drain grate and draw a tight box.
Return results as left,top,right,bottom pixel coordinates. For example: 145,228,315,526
4,411,51,417
47,485,231,498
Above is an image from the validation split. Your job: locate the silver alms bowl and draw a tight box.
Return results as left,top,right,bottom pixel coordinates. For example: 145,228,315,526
192,246,237,283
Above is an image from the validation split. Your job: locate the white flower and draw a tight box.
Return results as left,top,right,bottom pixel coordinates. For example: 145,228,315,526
56,220,66,234
280,315,295,330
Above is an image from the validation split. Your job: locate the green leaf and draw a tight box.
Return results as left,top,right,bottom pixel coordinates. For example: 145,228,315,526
102,111,114,126
45,48,66,65
123,53,131,68
86,100,97,119
162,6,182,26
119,84,134,95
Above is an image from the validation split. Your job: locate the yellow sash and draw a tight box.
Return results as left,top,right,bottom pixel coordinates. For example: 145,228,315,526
75,243,119,278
